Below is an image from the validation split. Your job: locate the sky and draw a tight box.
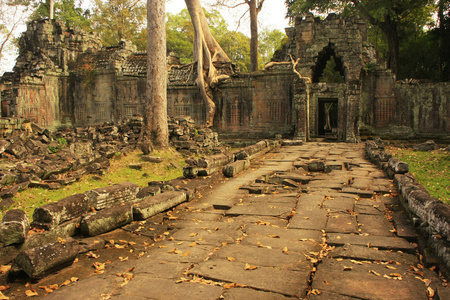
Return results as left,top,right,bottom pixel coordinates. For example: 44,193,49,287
0,0,291,75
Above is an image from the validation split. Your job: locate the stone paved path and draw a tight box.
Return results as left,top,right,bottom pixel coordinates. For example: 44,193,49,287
16,142,447,299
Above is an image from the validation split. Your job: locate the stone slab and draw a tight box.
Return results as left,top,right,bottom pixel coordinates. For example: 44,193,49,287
240,233,321,255
326,213,358,234
322,197,355,213
357,214,395,237
289,207,327,231
170,227,238,246
341,187,374,198
115,277,223,300
327,233,416,253
146,241,214,263
312,258,426,299
190,259,311,297
354,203,385,215
226,202,293,218
329,244,419,265
222,287,292,299
211,243,311,271
244,224,322,241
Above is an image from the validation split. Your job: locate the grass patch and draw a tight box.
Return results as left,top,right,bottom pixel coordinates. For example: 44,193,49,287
1,149,187,220
386,146,450,203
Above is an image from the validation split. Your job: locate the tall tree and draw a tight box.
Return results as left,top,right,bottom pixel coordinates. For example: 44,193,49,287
166,8,251,70
438,0,450,81
91,0,146,49
0,0,30,74
258,28,286,68
140,0,168,153
285,0,433,75
185,0,232,127
30,0,91,31
213,0,265,72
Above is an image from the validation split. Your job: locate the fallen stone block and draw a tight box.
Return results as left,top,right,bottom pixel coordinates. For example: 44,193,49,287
141,155,164,163
136,186,161,199
308,161,325,172
80,203,133,236
133,191,187,220
85,182,139,210
128,163,143,170
22,219,79,250
28,180,62,190
32,194,90,229
14,239,82,279
223,159,250,178
0,184,20,199
388,157,409,174
282,139,303,146
198,166,221,176
198,153,233,169
0,209,30,246
183,166,199,179
413,140,438,151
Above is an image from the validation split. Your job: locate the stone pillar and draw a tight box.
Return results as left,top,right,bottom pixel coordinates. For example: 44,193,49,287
50,0,54,20
345,80,361,142
293,77,310,140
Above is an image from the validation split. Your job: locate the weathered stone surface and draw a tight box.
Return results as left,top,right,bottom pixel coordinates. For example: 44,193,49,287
85,181,139,210
388,157,409,174
141,155,163,163
223,159,250,177
183,166,199,179
223,287,292,300
312,258,427,299
211,243,309,270
413,140,438,151
22,218,79,250
308,161,325,172
330,244,419,265
327,213,358,234
289,207,327,231
114,277,224,300
14,240,82,279
133,191,187,220
136,185,161,198
0,209,29,246
427,202,450,242
79,203,133,236
357,214,395,237
226,201,292,218
32,193,89,228
327,233,416,253
190,259,311,297
198,153,233,169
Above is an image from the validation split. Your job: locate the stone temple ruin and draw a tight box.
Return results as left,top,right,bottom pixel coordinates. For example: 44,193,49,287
0,14,449,142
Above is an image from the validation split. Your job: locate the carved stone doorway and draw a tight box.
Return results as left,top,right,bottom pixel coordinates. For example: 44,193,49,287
318,98,338,137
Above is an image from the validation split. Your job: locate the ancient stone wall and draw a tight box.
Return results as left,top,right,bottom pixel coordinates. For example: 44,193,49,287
1,16,449,141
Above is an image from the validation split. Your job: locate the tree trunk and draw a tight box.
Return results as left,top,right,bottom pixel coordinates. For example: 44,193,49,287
249,0,258,72
185,0,232,127
140,0,168,153
382,16,399,76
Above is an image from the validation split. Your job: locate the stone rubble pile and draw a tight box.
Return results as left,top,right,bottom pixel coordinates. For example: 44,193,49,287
365,138,450,277
0,116,225,207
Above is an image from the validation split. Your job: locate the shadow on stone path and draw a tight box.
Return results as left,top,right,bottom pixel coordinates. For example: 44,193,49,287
13,142,447,299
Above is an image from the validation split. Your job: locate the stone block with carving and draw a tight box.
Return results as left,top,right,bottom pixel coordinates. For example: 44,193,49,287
85,182,139,210
0,209,30,246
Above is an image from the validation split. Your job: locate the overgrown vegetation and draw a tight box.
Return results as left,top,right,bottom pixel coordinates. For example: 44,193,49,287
0,149,186,220
386,146,450,203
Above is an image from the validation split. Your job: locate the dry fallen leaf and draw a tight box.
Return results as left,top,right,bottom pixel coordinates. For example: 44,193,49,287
60,280,71,287
39,286,54,293
181,250,191,257
343,266,353,271
188,242,197,247
119,257,129,262
0,266,11,274
283,247,289,255
0,287,9,292
369,270,381,276
223,282,236,289
244,263,258,270
25,290,38,297
93,262,106,273
0,291,9,300
227,257,236,262
86,251,100,259
427,287,435,297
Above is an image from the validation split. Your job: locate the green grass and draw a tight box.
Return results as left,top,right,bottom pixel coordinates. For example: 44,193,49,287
386,146,450,203
0,149,187,220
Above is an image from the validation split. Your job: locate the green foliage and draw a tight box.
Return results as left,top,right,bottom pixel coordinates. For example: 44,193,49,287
319,56,345,83
91,0,146,49
166,8,251,71
387,147,450,203
258,28,287,68
29,0,92,31
363,61,379,74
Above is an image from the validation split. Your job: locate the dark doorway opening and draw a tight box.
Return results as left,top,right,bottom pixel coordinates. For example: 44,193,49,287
318,98,338,136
